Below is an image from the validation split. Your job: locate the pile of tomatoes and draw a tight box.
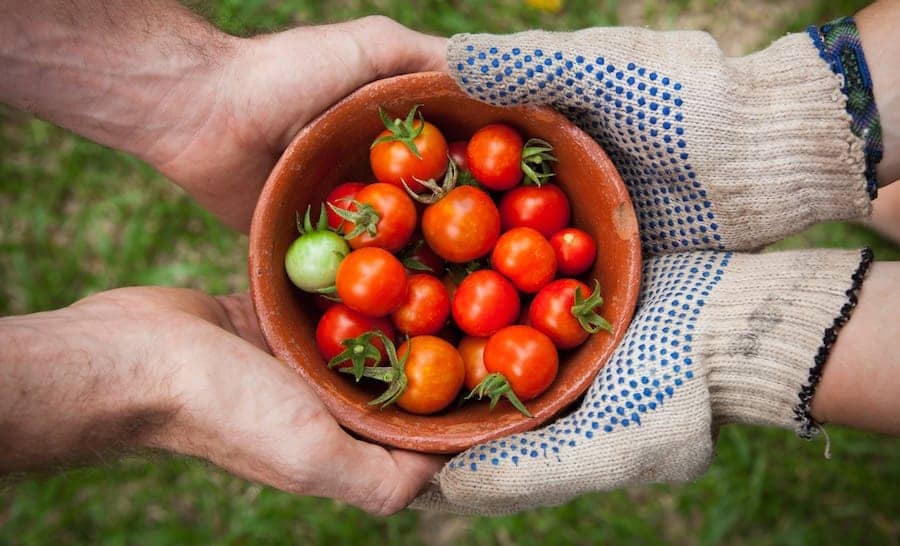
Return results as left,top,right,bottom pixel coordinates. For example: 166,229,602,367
284,106,610,417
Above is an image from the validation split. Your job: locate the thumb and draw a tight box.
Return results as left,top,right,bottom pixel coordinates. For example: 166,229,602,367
342,16,449,79
320,434,447,516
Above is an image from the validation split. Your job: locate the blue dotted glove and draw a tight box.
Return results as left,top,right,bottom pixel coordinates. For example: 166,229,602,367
447,27,873,255
412,25,877,515
414,248,870,514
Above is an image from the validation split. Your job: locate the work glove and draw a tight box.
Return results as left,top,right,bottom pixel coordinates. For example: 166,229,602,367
414,19,881,515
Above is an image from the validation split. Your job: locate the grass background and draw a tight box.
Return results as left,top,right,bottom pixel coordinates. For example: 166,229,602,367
1,0,898,544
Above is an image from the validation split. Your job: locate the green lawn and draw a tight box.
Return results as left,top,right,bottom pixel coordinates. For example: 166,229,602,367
2,1,898,545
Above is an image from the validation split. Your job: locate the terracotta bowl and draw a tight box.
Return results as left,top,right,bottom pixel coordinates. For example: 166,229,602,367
249,72,640,454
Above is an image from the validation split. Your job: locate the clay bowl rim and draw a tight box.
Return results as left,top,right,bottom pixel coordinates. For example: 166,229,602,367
249,71,641,454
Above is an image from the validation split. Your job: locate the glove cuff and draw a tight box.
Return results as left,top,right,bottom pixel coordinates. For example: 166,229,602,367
704,248,873,436
809,17,884,198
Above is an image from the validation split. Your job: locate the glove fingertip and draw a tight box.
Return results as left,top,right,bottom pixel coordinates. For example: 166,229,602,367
447,34,551,107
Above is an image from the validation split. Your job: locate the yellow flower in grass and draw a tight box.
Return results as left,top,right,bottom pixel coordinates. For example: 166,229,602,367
525,0,563,13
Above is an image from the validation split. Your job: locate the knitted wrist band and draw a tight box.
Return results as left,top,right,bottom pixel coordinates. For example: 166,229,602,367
808,17,884,198
794,246,874,438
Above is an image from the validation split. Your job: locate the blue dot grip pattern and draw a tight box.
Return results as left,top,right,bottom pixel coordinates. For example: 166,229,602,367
448,251,732,472
456,44,725,255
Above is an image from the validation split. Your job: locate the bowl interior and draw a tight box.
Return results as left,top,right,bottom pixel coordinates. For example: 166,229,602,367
249,72,640,454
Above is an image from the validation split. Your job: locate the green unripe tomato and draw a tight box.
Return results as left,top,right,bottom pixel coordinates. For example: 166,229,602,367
285,207,350,292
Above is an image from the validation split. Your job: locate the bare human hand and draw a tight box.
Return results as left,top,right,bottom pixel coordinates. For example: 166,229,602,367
1,3,448,231
0,288,444,515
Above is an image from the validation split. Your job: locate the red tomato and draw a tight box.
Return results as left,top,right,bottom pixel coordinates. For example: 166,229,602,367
336,247,408,317
395,336,465,414
551,228,597,277
529,279,594,349
422,186,500,263
370,113,449,193
448,141,469,171
491,227,557,293
466,124,524,190
339,182,417,252
483,325,558,400
499,184,571,238
458,336,490,391
391,274,450,336
325,182,365,231
315,304,396,364
452,270,520,337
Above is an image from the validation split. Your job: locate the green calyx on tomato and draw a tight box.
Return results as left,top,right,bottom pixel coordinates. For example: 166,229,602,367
521,138,558,187
372,105,426,159
455,167,480,188
465,372,532,418
402,158,457,205
336,331,410,409
572,279,613,334
328,199,380,241
285,206,349,293
327,330,389,382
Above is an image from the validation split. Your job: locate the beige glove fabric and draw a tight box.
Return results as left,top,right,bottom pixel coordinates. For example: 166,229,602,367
413,248,872,515
448,28,871,254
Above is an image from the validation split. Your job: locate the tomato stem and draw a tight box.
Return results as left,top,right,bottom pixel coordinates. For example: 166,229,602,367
521,138,558,187
403,159,457,205
297,205,331,235
334,331,410,409
571,279,613,334
465,373,532,417
371,105,425,159
327,200,381,241
327,330,387,381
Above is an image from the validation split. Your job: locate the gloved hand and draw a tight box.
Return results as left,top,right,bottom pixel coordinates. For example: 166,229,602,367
414,21,881,514
446,23,878,254
414,248,871,514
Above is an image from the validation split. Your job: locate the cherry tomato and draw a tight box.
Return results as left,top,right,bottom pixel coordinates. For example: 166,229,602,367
315,304,396,365
452,270,520,337
339,182,417,252
285,207,349,292
458,336,490,391
335,247,408,317
483,325,558,401
391,274,450,336
370,108,449,193
395,336,465,414
529,279,593,349
448,141,469,171
551,228,597,277
466,124,524,190
499,184,571,238
422,186,500,263
491,227,557,293
325,182,365,231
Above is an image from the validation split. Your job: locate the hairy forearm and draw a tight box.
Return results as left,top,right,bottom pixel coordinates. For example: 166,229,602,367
0,0,235,168
858,0,900,185
0,307,174,473
811,262,900,435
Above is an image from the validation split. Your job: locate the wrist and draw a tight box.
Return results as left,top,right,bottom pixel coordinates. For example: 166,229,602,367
703,249,873,436
0,1,241,183
0,302,179,472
